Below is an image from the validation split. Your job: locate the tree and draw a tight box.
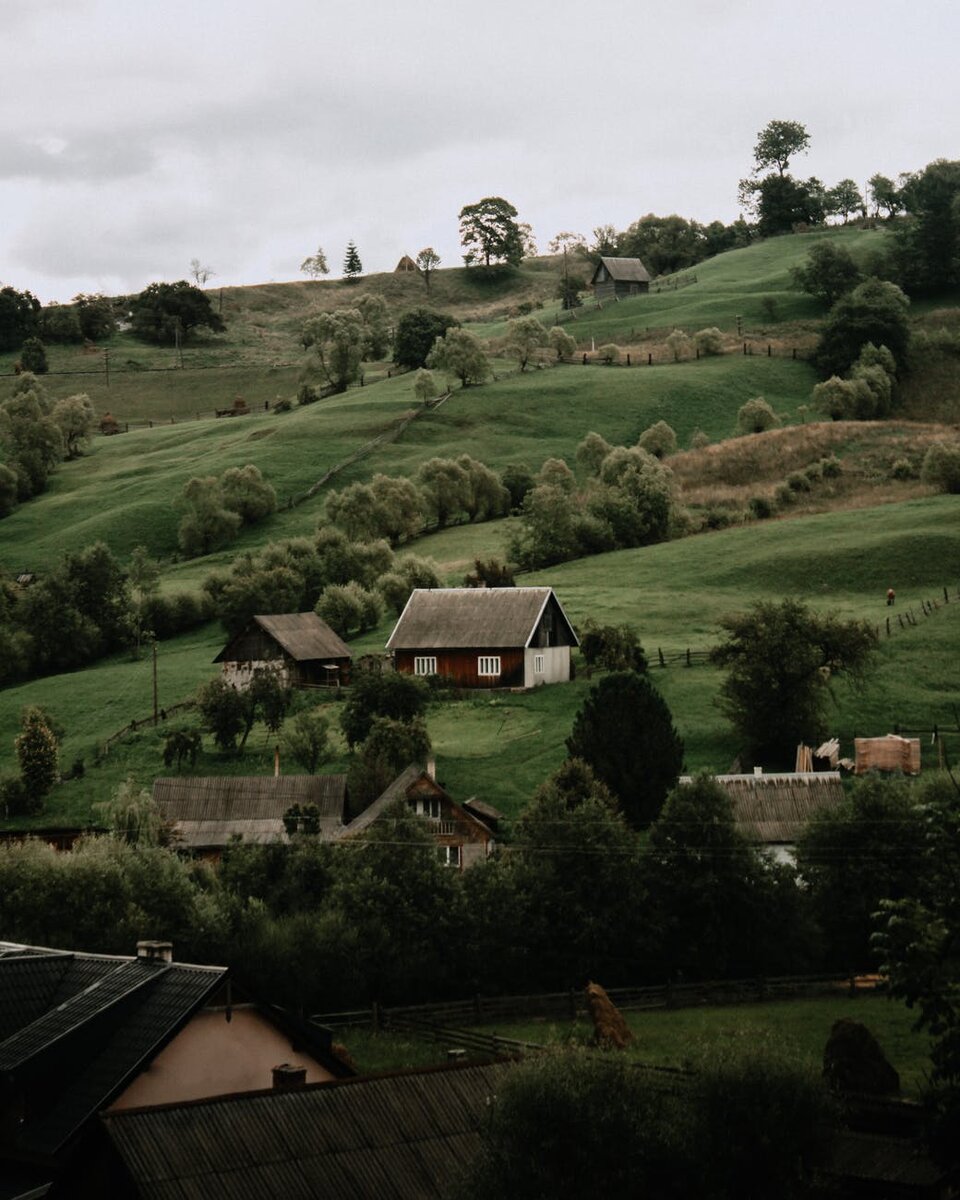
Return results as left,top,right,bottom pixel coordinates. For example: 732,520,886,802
547,231,587,255
548,326,576,361
694,327,724,356
342,240,363,281
315,581,382,637
130,281,226,344
0,286,40,352
19,337,47,374
504,315,548,371
459,196,524,268
300,246,329,278
736,396,780,434
620,213,706,276
178,476,242,557
575,432,613,476
128,545,160,653
895,158,960,294
73,293,116,341
301,307,365,393
566,671,683,828
826,179,864,223
754,174,825,236
710,599,877,765
189,258,214,286
415,247,440,291
412,368,437,405
393,307,457,370
578,621,647,672
51,393,96,459
811,277,910,378
426,327,490,387
416,456,471,527
281,707,332,773
637,420,677,459
15,706,59,809
360,715,431,775
357,294,391,359
752,119,810,177
220,463,277,524
868,173,902,219
921,441,960,493
791,241,863,306
340,671,430,747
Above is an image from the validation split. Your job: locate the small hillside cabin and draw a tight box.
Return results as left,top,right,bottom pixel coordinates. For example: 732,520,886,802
386,587,579,689
338,764,495,868
213,613,352,689
590,256,651,301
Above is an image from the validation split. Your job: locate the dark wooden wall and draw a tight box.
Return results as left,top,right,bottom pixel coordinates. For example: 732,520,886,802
395,648,524,689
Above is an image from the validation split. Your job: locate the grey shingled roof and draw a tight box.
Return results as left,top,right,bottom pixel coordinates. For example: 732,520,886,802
337,765,424,838
594,256,651,283
153,775,347,848
214,613,352,664
679,773,844,844
102,1061,511,1199
386,587,577,651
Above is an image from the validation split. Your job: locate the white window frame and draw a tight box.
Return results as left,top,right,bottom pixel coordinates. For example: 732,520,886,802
477,656,501,677
414,656,437,676
534,654,545,675
437,844,461,867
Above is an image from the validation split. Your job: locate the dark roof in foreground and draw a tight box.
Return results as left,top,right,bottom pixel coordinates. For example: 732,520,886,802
679,772,845,844
0,942,225,1158
214,613,352,663
102,1061,511,1199
594,255,651,283
386,587,578,650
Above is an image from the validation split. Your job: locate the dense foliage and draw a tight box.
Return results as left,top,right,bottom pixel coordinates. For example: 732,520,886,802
129,280,226,344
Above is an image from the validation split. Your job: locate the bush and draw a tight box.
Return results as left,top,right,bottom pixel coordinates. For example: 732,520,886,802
637,420,677,459
803,461,823,483
890,457,914,481
665,328,691,361
736,397,779,434
921,441,960,493
702,506,737,529
774,483,795,506
688,428,710,450
786,471,811,493
821,455,843,479
694,327,724,355
19,337,48,375
597,343,620,364
749,496,774,519
315,582,382,637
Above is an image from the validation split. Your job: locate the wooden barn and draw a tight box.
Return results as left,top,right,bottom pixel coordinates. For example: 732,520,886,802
338,764,495,868
679,771,845,864
590,256,651,301
386,587,579,689
152,775,348,858
213,613,352,689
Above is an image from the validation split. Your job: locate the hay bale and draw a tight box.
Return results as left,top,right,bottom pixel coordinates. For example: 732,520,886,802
823,1019,900,1095
585,981,633,1050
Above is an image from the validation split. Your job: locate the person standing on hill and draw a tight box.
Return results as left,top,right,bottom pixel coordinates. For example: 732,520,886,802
886,588,896,606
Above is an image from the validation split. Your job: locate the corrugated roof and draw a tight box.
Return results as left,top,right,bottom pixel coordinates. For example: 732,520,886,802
386,587,577,651
594,256,651,283
102,1062,511,1198
153,776,347,848
678,773,844,844
214,613,352,664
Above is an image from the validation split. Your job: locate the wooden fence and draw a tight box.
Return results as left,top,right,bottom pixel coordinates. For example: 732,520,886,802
99,699,196,757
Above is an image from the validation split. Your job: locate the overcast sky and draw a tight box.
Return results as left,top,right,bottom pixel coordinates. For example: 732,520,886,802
2,0,957,303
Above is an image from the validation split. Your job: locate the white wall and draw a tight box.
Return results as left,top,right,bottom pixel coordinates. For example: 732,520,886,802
523,646,570,688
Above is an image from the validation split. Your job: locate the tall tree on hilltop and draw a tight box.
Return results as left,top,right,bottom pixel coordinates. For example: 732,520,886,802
300,246,329,278
415,247,440,291
752,119,810,176
459,197,524,268
343,241,363,281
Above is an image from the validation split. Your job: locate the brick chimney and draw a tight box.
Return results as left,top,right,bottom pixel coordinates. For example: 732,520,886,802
136,941,173,963
426,757,436,780
272,1063,307,1091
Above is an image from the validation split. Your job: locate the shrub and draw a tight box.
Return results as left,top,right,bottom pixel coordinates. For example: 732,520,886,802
315,582,383,637
803,461,823,483
274,397,292,413
702,506,737,530
749,496,774,519
774,482,795,506
921,441,960,493
665,328,691,361
694,327,724,356
890,457,913,481
637,420,677,459
689,428,710,450
820,455,843,478
786,471,811,493
736,397,780,434
597,343,620,364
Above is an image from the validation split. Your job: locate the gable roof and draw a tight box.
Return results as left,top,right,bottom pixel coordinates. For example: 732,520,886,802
213,613,352,664
101,1061,511,1199
592,256,651,284
152,775,347,848
0,943,225,1158
337,766,494,841
386,587,579,651
679,772,845,844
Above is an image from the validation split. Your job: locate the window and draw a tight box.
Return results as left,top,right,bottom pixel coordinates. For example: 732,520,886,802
410,797,441,820
534,654,544,675
478,656,501,677
437,845,461,868
414,656,437,676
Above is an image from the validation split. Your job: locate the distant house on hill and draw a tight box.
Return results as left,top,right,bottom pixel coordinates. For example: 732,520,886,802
386,587,578,689
152,774,348,858
590,256,651,301
678,771,845,863
214,613,352,689
338,764,496,868
394,254,419,273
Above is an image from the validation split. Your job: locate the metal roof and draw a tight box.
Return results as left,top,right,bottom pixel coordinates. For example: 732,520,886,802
679,773,845,844
102,1061,511,1198
592,256,652,284
213,613,353,664
153,775,348,848
385,587,578,651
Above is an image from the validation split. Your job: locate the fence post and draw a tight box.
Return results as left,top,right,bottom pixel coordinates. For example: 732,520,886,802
685,648,691,667
647,352,652,365
767,344,772,357
626,353,631,366
658,647,666,668
743,343,747,355
945,587,949,604
582,353,588,365
886,617,891,636
792,347,797,360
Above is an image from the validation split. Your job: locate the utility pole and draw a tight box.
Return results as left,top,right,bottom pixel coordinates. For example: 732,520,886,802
104,348,110,388
152,641,159,726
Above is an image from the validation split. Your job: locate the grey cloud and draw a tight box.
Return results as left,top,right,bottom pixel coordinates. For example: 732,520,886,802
0,135,156,182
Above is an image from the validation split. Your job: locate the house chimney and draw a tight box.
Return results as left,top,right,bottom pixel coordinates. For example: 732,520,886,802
272,1063,307,1091
136,940,173,963
753,766,763,777
426,757,436,780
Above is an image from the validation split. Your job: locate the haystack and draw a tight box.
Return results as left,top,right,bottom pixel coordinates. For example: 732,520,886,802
823,1018,900,1095
585,981,633,1050
854,735,921,775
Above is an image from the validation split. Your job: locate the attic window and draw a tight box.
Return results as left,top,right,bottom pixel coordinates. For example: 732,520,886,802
478,656,501,677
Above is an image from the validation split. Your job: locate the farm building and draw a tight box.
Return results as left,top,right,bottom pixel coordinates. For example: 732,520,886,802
152,774,347,858
213,613,352,689
590,256,651,301
678,772,845,864
338,764,495,868
386,587,579,689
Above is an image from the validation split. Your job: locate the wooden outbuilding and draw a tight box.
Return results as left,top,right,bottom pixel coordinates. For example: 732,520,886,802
590,256,651,301
394,254,419,273
213,613,352,689
338,764,495,868
386,586,579,689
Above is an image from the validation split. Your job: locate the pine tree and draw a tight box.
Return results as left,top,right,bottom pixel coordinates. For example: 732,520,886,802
343,241,363,281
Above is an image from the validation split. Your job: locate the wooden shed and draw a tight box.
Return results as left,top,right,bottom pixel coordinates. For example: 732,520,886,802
394,254,419,273
386,587,579,689
213,613,352,689
590,256,651,301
